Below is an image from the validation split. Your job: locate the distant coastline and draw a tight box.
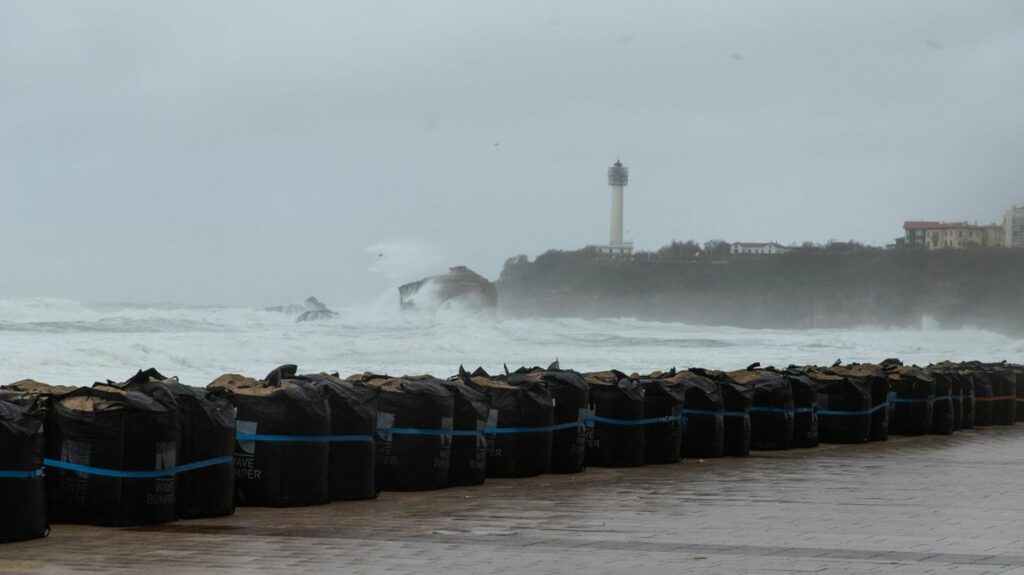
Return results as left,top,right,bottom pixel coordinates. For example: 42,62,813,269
496,243,1024,336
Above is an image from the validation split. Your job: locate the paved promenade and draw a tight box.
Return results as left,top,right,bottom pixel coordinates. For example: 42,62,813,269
3,426,1023,574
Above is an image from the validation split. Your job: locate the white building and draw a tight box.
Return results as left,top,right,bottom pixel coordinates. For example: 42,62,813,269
1005,206,1024,248
594,243,634,256
730,242,790,255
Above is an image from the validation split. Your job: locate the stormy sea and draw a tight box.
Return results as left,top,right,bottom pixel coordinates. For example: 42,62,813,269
1,297,1021,387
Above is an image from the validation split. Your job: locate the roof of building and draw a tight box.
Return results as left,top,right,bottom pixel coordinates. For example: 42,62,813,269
731,242,785,248
903,221,945,230
903,221,996,231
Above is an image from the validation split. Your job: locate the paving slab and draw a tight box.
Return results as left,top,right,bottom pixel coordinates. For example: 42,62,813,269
2,426,1022,574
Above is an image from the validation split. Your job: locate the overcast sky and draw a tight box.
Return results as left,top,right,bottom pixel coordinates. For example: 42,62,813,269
2,1,1022,306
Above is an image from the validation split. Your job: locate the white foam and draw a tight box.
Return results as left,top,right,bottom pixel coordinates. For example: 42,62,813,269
0,297,1019,387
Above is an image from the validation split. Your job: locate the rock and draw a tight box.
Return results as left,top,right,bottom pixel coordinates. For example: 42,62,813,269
399,266,497,310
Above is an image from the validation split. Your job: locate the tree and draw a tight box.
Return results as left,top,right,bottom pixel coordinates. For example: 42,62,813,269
499,254,530,282
703,239,731,260
657,240,702,260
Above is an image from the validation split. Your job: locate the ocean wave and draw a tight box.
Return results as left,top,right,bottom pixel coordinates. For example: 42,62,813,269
0,297,1020,387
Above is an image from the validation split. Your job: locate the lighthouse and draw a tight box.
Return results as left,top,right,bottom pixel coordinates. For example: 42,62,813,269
608,160,629,247
590,160,633,257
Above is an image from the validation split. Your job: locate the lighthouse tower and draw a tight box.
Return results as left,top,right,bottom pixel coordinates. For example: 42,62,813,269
608,160,629,247
591,160,633,257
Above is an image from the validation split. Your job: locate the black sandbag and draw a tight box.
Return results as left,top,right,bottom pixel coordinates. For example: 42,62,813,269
1014,365,1024,423
925,368,956,435
669,370,724,459
49,386,179,526
2,380,79,528
983,364,1017,425
3,380,78,493
868,371,891,441
928,365,964,432
804,368,872,444
884,366,935,436
510,363,589,474
717,378,753,456
0,395,47,543
639,377,685,464
948,370,964,431
582,371,646,467
439,377,489,486
297,373,379,500
465,369,553,477
951,371,964,430
729,369,794,451
823,364,888,439
778,370,819,448
827,364,889,441
354,374,454,491
970,369,995,427
208,369,330,506
695,369,752,456
122,369,236,519
960,370,976,429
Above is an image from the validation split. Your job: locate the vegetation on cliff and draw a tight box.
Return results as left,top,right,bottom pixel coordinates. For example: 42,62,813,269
497,243,1024,334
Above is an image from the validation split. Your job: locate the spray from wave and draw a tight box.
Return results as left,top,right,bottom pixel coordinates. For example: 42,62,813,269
364,239,450,286
0,293,1020,388
360,238,500,323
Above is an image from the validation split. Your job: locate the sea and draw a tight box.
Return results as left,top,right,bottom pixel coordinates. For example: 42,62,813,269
1,297,1022,387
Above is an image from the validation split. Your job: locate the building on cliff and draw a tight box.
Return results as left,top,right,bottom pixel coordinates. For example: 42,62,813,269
729,242,791,255
1005,206,1024,248
902,221,1004,249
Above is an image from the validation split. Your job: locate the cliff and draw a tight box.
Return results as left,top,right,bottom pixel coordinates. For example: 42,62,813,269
497,246,1024,334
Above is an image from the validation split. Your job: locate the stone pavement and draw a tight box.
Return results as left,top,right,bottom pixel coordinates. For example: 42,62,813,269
3,426,1023,574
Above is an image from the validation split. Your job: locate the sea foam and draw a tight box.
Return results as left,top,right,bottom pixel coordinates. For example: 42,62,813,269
0,297,1018,387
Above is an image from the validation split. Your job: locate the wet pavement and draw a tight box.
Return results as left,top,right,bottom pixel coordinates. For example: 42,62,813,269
4,425,1024,574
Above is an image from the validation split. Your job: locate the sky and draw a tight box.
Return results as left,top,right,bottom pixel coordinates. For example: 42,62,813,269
2,0,1023,306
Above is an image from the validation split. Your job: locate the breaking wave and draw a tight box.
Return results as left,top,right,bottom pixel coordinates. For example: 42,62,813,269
0,297,1019,387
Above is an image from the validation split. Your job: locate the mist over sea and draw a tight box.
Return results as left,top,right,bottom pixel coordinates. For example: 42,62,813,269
2,297,1022,387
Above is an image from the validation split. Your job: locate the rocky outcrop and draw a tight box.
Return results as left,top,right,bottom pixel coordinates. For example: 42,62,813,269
399,267,497,311
266,297,338,322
